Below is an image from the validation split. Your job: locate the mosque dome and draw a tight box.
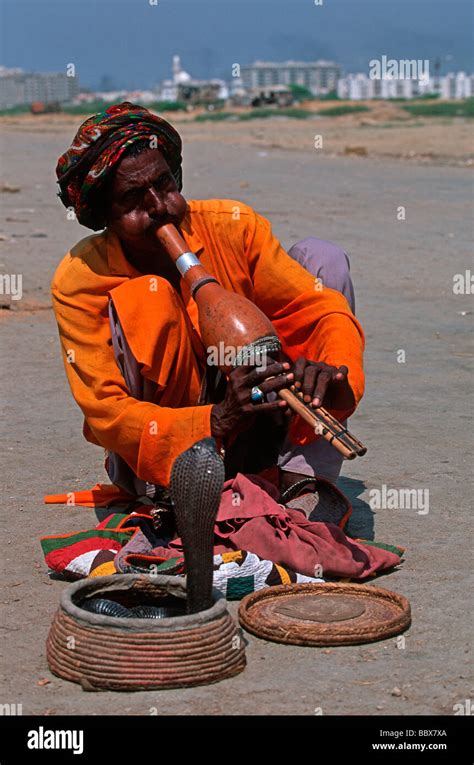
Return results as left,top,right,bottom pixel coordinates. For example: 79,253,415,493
172,54,192,85
175,70,192,84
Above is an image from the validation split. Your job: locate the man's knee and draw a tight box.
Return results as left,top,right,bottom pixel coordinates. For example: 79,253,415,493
288,237,349,279
288,237,355,311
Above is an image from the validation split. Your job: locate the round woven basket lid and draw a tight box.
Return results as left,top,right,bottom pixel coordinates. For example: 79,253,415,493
238,582,411,646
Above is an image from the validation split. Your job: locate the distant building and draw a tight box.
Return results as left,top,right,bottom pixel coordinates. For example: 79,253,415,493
72,91,128,105
338,74,424,99
337,74,373,100
0,67,79,109
159,55,228,104
116,90,157,104
71,90,160,107
241,60,341,96
440,72,473,99
337,71,473,100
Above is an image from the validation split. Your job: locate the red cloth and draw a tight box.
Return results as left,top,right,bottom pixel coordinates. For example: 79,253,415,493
164,473,400,580
44,473,401,580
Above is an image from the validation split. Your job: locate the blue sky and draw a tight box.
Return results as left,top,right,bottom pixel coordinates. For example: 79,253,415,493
1,0,472,90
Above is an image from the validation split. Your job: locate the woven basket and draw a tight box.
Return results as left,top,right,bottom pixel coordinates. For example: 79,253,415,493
239,582,411,646
47,574,246,691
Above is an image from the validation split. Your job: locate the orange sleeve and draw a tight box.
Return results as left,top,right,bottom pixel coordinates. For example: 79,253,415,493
51,265,213,488
243,208,365,442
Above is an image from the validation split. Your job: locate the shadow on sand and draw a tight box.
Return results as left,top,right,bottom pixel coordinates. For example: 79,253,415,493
337,476,374,540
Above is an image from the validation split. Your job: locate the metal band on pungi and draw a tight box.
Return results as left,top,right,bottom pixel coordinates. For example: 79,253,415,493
190,276,220,300
233,336,282,367
175,251,201,276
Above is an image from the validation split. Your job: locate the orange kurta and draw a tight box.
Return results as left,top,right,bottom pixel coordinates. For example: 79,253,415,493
51,199,365,487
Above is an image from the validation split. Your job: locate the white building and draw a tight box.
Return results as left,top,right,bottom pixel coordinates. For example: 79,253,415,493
241,60,340,96
160,55,191,101
337,71,473,100
159,55,228,103
440,72,473,99
0,67,79,109
337,74,374,100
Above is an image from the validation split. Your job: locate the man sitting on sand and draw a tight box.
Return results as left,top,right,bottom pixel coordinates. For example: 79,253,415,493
52,101,364,504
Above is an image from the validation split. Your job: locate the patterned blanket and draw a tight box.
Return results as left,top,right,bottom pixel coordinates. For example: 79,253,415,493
40,506,404,599
40,511,324,599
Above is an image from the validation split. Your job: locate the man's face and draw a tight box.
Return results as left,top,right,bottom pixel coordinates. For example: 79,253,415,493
105,147,187,261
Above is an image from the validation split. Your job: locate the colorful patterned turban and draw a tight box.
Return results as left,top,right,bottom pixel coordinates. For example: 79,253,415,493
55,101,183,231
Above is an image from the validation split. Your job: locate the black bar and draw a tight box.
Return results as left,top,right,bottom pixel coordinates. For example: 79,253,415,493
0,714,471,763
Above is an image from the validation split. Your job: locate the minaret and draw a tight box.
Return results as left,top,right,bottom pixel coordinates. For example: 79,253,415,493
172,55,181,84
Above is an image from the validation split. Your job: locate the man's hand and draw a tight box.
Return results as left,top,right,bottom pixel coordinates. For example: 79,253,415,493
291,357,355,410
210,360,293,440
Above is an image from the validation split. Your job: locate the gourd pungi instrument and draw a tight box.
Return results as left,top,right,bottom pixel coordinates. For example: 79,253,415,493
155,224,367,461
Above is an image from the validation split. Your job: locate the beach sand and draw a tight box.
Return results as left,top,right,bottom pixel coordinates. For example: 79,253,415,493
0,113,472,715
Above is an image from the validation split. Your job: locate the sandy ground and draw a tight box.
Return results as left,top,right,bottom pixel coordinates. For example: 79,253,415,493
1,101,473,167
0,116,473,716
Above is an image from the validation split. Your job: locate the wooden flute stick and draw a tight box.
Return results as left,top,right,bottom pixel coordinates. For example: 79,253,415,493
278,388,356,459
278,386,366,459
289,384,366,452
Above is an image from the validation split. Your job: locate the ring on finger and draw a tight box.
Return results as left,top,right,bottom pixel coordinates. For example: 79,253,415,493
250,385,265,405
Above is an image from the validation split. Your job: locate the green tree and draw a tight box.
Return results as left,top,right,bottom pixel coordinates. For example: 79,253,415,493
289,84,314,101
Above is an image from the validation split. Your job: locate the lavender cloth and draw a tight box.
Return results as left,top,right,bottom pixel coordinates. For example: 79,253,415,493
277,237,356,482
287,237,355,313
